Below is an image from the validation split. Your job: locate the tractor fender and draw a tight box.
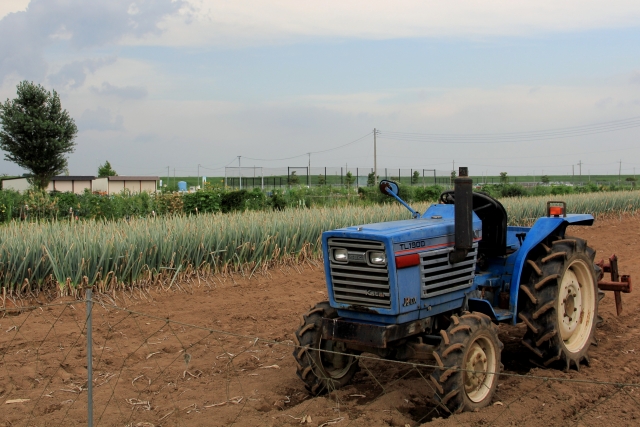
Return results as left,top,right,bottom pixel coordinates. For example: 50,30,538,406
509,214,593,325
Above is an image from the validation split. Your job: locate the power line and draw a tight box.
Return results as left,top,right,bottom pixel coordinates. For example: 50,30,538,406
379,116,640,143
242,132,372,161
199,158,239,171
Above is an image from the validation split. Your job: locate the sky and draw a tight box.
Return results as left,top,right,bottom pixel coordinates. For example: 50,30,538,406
1,0,640,180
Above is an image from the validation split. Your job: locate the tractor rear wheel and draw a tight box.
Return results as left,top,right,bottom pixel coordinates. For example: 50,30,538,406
519,237,598,371
430,312,502,413
293,302,360,395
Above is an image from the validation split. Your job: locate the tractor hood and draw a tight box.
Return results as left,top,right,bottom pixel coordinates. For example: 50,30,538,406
324,204,482,252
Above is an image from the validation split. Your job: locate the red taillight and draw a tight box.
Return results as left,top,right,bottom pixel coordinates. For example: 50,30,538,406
549,206,563,216
395,253,420,269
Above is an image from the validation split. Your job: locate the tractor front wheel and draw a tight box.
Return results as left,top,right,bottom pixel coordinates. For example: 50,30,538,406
293,302,360,395
430,312,503,413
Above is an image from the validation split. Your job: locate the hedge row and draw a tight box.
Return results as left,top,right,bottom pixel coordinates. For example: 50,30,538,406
0,181,633,223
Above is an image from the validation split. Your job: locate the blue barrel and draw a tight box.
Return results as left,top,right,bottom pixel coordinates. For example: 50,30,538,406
177,181,187,192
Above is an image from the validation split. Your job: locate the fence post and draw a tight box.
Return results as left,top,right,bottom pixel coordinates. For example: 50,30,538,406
86,286,93,427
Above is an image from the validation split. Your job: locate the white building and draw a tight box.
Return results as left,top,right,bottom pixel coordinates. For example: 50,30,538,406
1,176,158,194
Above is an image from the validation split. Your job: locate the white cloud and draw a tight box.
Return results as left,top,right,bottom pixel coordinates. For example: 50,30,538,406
90,82,148,100
48,58,117,89
0,0,29,20
137,0,640,47
78,107,125,131
0,0,184,82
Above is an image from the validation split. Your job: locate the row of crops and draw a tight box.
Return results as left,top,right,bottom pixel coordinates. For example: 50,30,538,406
1,191,639,295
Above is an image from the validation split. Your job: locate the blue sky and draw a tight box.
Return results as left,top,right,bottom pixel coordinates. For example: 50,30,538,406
1,1,640,179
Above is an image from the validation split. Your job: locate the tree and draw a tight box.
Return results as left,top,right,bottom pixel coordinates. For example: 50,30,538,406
98,160,118,177
450,170,457,181
345,171,354,187
0,81,77,190
288,170,300,185
499,172,509,184
318,174,326,185
367,171,377,187
541,175,550,184
412,170,420,185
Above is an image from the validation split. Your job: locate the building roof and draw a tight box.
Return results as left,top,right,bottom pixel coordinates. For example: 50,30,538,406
2,176,96,181
51,176,96,181
107,176,159,181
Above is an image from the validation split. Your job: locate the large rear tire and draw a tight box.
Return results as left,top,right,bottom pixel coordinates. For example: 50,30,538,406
518,237,598,371
430,313,503,413
293,302,360,395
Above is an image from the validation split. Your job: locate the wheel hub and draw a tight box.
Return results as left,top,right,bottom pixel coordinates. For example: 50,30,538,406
556,259,596,353
463,336,496,403
320,339,355,378
465,345,488,391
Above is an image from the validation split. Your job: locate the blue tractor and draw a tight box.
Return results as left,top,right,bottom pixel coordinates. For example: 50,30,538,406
293,167,630,413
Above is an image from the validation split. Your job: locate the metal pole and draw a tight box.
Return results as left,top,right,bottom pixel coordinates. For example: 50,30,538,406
86,287,93,427
308,153,311,187
373,128,378,185
619,160,622,186
197,164,200,188
238,156,242,189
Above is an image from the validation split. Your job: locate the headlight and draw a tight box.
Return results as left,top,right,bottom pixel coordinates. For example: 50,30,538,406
333,248,348,262
368,251,387,265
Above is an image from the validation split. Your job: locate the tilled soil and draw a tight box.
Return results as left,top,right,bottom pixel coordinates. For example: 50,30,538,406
1,215,640,426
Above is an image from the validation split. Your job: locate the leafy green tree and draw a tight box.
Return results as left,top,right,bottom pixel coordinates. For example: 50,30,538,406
541,175,550,184
318,174,326,185
0,81,77,190
98,160,118,177
345,171,355,187
450,170,457,180
288,170,300,185
499,172,508,184
412,170,420,184
367,171,378,187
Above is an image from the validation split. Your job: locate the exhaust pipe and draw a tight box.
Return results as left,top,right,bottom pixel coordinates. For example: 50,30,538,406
449,167,473,264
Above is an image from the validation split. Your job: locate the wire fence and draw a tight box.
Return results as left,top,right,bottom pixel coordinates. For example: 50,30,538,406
1,294,639,427
222,167,457,189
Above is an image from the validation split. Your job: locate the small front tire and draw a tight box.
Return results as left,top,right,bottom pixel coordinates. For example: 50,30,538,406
293,302,360,395
431,312,503,413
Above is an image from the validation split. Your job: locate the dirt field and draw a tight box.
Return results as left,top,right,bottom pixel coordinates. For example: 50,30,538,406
1,215,640,426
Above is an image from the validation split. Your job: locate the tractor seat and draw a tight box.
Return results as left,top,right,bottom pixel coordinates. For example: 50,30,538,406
439,191,508,257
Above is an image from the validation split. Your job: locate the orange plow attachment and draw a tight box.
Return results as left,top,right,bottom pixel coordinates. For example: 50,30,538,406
596,254,632,316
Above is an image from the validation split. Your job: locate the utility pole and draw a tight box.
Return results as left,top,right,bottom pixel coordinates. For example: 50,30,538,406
373,128,378,184
238,156,242,189
577,160,582,185
451,160,455,186
619,160,622,186
197,164,201,188
308,152,311,187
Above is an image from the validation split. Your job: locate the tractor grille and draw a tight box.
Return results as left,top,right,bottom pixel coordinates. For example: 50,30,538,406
328,238,391,309
420,243,478,298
